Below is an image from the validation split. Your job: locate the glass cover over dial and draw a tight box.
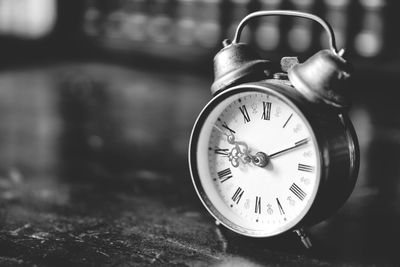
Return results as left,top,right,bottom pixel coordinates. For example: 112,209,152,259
190,86,321,237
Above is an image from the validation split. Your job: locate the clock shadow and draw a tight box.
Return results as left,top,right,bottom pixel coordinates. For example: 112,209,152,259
214,226,316,260
213,224,374,266
265,161,274,171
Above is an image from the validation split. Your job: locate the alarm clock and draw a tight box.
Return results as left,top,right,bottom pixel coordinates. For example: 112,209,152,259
188,11,359,248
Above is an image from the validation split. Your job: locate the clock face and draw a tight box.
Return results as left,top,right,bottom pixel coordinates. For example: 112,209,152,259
189,85,321,237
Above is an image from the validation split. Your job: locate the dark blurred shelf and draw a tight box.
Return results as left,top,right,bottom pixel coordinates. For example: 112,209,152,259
89,36,217,65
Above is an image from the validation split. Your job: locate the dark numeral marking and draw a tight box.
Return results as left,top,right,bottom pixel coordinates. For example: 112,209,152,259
298,163,315,173
290,183,307,201
217,168,233,183
261,101,272,120
214,147,229,156
255,196,261,214
239,105,251,123
276,198,285,215
283,113,293,128
222,122,236,135
232,187,244,204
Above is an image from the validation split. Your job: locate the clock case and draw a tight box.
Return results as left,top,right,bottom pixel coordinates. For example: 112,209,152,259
189,11,360,240
190,79,359,237
206,80,359,230
208,42,360,227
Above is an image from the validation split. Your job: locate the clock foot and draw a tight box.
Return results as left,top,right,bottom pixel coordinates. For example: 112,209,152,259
214,223,228,252
294,228,312,249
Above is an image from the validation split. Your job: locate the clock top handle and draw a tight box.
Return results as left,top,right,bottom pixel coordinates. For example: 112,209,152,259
232,10,340,56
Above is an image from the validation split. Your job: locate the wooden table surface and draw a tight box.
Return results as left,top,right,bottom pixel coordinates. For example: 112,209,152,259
0,63,399,266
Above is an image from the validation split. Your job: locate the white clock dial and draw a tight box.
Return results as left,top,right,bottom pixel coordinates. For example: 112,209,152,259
190,86,321,237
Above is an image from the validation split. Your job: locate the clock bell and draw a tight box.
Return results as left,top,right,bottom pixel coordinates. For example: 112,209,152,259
211,10,352,109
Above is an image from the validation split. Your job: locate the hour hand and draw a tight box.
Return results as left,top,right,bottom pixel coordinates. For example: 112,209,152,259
213,125,239,147
269,138,310,158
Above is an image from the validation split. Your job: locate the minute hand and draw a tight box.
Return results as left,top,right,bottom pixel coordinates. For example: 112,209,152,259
268,138,310,158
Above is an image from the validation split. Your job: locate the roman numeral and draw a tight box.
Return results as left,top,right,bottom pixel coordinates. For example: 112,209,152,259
298,163,315,173
283,113,293,128
222,122,236,135
290,183,307,201
217,168,232,183
255,196,261,214
239,105,251,123
295,138,310,146
214,147,229,156
261,101,272,120
276,198,285,215
232,187,244,204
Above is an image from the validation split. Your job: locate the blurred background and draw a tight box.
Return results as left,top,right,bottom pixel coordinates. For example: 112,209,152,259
0,0,399,266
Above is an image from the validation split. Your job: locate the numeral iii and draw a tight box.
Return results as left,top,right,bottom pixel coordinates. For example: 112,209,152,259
298,164,315,173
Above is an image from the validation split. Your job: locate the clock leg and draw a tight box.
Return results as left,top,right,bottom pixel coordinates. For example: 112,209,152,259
214,221,228,252
294,228,313,249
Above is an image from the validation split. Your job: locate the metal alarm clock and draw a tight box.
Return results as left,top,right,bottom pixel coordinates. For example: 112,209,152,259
188,11,359,248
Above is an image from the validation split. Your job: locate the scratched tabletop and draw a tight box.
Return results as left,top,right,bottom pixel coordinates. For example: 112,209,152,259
0,63,399,266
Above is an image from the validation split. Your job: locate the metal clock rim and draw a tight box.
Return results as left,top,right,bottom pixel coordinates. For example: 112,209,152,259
188,83,325,238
